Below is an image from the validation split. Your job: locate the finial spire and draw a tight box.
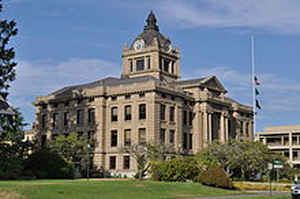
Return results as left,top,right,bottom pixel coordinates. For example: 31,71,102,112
144,11,159,31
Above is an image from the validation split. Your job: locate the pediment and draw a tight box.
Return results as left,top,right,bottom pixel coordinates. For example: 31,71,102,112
201,76,227,93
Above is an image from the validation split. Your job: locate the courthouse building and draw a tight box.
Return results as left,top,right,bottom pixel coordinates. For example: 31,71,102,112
33,12,253,175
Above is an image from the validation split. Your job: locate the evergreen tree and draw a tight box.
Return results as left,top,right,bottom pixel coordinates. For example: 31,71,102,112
0,0,18,100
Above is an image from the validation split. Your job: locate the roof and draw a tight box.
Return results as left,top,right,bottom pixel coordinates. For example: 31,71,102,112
130,11,171,49
50,76,162,98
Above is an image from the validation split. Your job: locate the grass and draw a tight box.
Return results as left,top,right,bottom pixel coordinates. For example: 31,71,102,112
0,179,246,199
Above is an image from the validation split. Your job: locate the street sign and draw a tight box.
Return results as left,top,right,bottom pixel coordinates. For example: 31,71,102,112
272,159,283,165
273,165,283,169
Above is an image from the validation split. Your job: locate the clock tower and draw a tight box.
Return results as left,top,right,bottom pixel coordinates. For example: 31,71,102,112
121,11,181,82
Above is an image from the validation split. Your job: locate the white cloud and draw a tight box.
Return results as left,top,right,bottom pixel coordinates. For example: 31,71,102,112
184,66,300,112
158,0,300,34
7,58,121,125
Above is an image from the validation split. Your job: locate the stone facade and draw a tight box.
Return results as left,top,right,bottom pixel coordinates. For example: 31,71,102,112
33,12,253,176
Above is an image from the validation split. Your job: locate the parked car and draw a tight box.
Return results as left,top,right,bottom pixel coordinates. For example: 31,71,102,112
291,184,300,199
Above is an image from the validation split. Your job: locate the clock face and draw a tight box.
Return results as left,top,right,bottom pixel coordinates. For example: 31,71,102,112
134,40,145,51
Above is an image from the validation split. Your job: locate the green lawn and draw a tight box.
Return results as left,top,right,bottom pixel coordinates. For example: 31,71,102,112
0,179,247,199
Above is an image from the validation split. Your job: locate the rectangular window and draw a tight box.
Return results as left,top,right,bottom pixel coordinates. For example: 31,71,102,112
123,156,130,170
88,108,95,124
88,131,94,141
171,61,174,73
52,113,58,128
159,57,162,70
164,59,170,72
124,105,132,121
111,130,118,147
124,129,131,146
160,104,166,120
240,121,244,135
77,109,84,126
77,131,83,139
169,130,175,144
136,59,145,71
160,128,166,144
42,114,47,129
41,135,47,146
129,59,133,72
189,111,193,126
183,110,187,125
169,106,175,122
125,94,131,99
138,128,146,144
111,107,118,122
64,112,69,127
77,98,83,105
109,156,116,170
139,104,146,120
189,133,193,149
64,101,69,107
89,97,95,102
147,56,151,69
139,92,145,98
183,133,188,150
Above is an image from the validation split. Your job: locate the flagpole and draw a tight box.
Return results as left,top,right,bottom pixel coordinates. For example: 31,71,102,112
251,36,256,135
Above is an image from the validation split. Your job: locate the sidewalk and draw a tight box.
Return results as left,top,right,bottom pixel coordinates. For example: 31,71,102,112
188,191,288,199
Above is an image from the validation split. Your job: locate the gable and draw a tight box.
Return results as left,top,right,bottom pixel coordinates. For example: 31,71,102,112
201,76,227,93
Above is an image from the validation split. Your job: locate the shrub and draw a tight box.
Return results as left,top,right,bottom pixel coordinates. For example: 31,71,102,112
24,148,74,179
196,167,233,189
0,156,23,180
233,182,291,191
149,157,201,182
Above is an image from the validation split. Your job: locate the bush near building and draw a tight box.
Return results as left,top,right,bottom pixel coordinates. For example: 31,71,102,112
149,157,201,182
24,148,74,179
196,167,233,189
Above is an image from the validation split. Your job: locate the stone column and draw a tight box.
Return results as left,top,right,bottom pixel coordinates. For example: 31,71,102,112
243,121,247,137
220,113,225,143
248,121,254,140
208,113,212,144
203,112,208,147
225,117,229,142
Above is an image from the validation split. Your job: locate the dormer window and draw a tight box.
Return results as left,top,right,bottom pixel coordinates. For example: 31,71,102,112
136,58,145,71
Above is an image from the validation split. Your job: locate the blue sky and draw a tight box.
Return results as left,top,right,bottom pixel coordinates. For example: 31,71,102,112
3,0,300,131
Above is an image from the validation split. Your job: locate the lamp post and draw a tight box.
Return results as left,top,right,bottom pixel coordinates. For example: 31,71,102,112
87,144,90,181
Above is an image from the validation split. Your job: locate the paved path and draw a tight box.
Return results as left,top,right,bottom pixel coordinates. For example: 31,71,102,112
188,191,288,199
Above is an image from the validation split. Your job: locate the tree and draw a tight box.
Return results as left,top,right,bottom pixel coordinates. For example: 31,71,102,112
48,132,92,176
24,148,74,179
0,0,18,100
0,109,29,179
122,143,179,179
197,140,273,180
